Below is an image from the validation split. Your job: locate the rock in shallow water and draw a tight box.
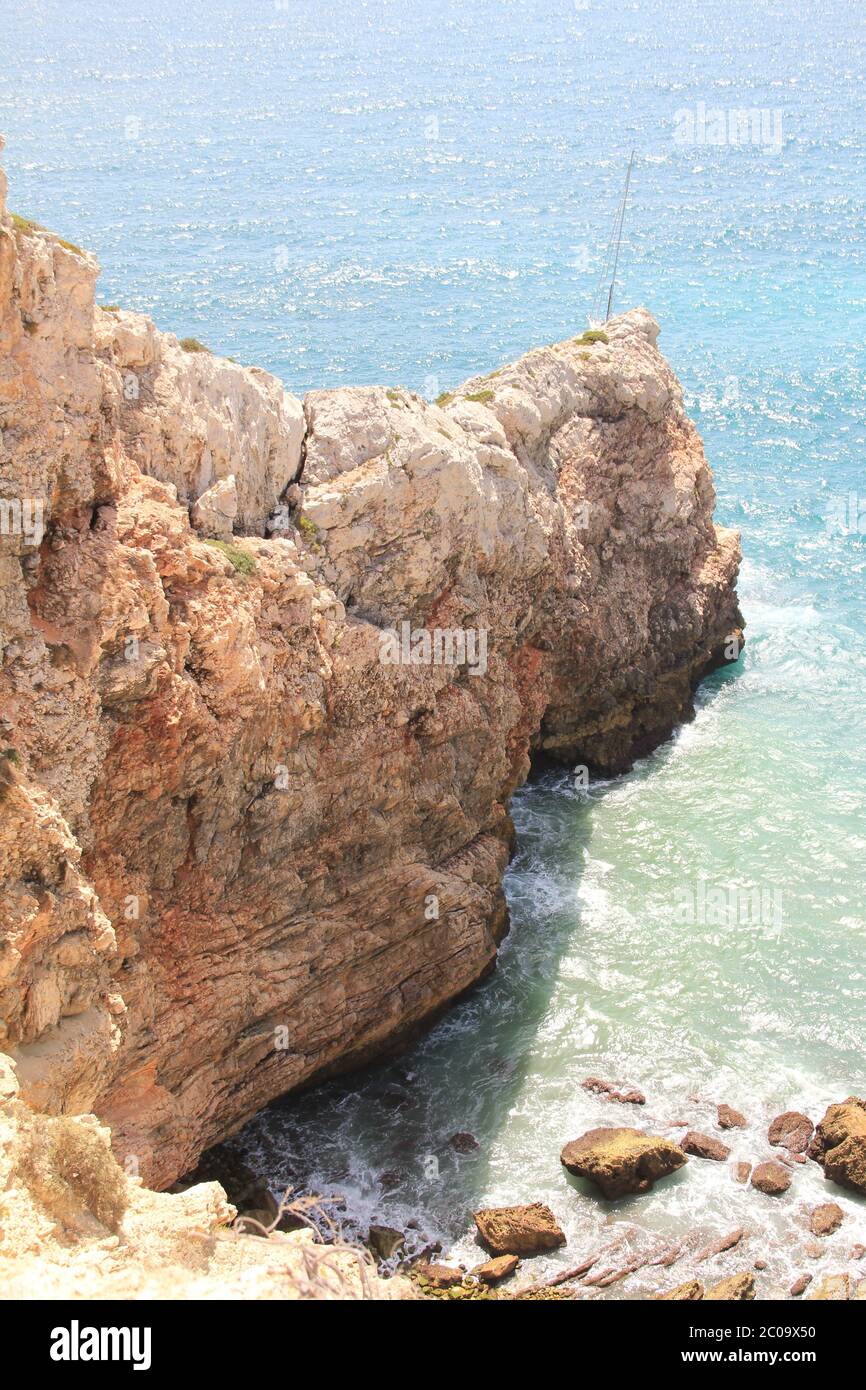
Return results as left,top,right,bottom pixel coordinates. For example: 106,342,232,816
809,1202,844,1236
681,1130,731,1162
473,1203,566,1256
767,1110,813,1154
560,1127,687,1199
582,1076,646,1105
808,1096,866,1195
472,1254,520,1284
717,1103,748,1130
750,1161,792,1196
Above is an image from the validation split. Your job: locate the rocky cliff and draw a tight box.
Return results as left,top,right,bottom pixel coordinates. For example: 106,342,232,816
0,149,742,1190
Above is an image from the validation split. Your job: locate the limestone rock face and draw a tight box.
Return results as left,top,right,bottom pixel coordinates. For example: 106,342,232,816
560,1127,688,1199
191,475,239,541
473,1202,566,1256
808,1097,866,1194
0,1056,406,1300
0,151,743,1188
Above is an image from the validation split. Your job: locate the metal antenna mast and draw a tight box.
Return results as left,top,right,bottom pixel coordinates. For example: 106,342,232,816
605,148,635,323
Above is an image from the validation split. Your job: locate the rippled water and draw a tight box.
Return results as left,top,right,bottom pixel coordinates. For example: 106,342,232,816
4,0,865,1291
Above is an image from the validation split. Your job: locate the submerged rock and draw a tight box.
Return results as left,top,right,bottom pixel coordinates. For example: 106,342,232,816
807,1096,866,1195
767,1110,813,1154
717,1103,747,1129
750,1161,792,1196
582,1076,646,1105
449,1132,480,1154
681,1131,731,1162
809,1202,844,1236
473,1202,566,1256
696,1227,746,1262
733,1161,752,1185
560,1127,687,1199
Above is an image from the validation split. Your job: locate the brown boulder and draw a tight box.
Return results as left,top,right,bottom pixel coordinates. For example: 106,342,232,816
732,1161,752,1184
790,1274,812,1297
422,1263,465,1288
560,1127,687,1199
808,1097,866,1195
718,1103,747,1130
809,1202,844,1236
750,1161,792,1196
767,1110,813,1153
473,1203,566,1256
659,1279,704,1301
582,1077,646,1105
705,1271,755,1301
682,1130,731,1162
472,1254,519,1284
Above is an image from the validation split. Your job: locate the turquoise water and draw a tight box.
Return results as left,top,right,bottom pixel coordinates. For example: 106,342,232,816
4,0,866,1289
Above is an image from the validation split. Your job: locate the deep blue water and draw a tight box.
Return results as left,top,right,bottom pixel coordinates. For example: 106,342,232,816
3,0,865,1289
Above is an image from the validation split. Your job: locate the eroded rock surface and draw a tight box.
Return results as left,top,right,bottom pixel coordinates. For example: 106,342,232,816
473,1202,566,1256
560,1127,688,1199
808,1097,866,1195
0,150,742,1188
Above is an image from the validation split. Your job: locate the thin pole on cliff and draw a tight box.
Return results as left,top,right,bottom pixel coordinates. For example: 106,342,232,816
605,147,635,323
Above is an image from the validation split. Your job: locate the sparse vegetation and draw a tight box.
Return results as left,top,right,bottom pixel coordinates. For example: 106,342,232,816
436,391,455,407
179,337,211,354
15,1113,128,1233
297,515,318,541
10,213,83,255
100,304,121,314
385,389,403,405
204,539,257,576
575,329,609,346
465,389,495,405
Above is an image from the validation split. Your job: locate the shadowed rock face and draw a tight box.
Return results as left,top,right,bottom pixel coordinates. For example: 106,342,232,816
0,149,742,1188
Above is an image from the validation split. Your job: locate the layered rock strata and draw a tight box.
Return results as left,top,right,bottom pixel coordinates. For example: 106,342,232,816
0,151,742,1188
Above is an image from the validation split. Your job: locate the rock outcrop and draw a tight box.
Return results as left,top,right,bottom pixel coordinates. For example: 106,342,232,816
0,148,742,1189
0,1057,406,1299
560,1128,688,1199
808,1097,866,1195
